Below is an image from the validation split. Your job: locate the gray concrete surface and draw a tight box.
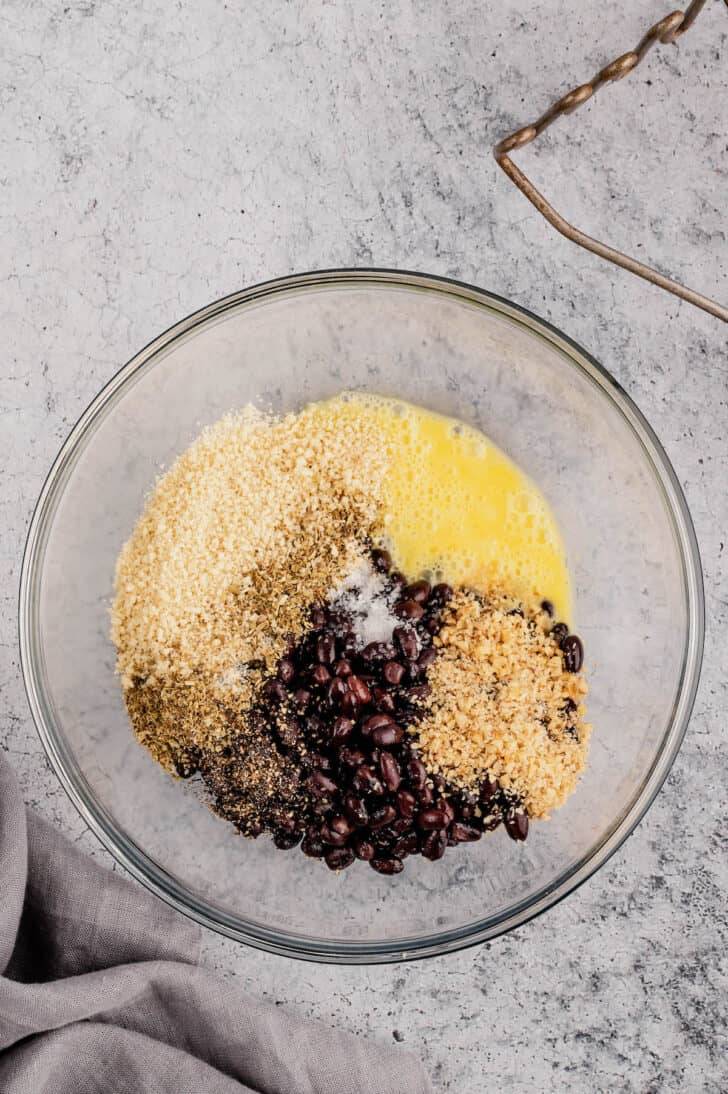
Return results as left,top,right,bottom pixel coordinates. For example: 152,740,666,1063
2,1,727,1090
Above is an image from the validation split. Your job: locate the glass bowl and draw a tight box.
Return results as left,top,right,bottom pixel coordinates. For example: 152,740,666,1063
19,270,703,963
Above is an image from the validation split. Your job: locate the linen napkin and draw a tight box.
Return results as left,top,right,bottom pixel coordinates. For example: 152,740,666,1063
0,751,432,1094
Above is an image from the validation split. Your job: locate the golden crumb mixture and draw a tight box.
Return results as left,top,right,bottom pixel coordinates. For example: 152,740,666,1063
415,591,591,818
112,403,388,767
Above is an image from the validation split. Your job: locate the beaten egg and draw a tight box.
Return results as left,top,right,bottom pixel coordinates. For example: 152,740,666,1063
307,393,571,621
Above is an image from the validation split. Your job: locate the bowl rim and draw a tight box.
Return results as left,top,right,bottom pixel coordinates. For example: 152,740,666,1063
19,267,705,964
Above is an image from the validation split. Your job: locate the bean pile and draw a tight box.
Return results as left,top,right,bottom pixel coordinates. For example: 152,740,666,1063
540,600,584,675
233,549,530,874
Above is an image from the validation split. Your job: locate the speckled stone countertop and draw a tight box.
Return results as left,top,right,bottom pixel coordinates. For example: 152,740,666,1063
2,1,727,1090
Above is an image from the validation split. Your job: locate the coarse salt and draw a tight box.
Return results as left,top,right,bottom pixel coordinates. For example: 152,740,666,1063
329,560,413,651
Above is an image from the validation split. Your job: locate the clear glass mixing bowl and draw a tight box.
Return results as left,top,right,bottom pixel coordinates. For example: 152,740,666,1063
19,270,704,963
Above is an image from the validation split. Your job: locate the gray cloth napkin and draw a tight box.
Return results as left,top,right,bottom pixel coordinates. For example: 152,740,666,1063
0,752,432,1094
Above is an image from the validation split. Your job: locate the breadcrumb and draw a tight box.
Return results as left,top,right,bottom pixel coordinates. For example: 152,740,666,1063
415,590,591,818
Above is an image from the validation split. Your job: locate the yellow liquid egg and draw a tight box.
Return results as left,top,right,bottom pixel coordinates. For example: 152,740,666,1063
309,393,571,621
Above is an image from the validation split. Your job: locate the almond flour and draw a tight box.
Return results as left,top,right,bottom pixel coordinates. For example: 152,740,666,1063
112,402,389,768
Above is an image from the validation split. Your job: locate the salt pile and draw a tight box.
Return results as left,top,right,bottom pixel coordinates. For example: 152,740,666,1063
329,560,409,650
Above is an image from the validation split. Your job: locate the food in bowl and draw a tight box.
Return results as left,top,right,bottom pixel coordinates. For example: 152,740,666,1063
111,393,590,874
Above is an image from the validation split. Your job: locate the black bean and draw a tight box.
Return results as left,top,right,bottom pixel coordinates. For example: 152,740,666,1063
340,690,360,718
482,812,503,832
395,705,421,729
425,617,440,635
406,756,427,792
351,835,376,860
273,829,303,850
382,659,406,686
311,664,331,687
416,647,437,672
303,707,323,731
391,817,412,835
325,846,355,871
310,607,327,631
379,751,401,792
396,788,417,818
352,765,384,795
263,678,288,705
362,712,393,737
458,793,478,820
335,658,353,677
293,687,311,711
370,857,404,875
562,634,584,673
371,548,392,573
449,822,482,843
332,716,355,743
370,804,397,829
301,831,325,858
440,799,456,826
361,641,396,662
392,833,419,858
480,776,499,803
310,770,338,796
331,814,354,838
417,783,434,806
504,811,529,841
320,825,348,847
340,631,358,658
372,723,404,748
403,580,431,605
401,684,431,703
393,625,419,661
430,582,453,608
348,675,372,704
407,662,424,684
343,794,369,827
316,633,336,664
277,656,296,685
372,686,396,714
540,599,555,617
328,676,348,707
550,622,569,646
421,829,447,861
418,807,448,830
339,746,367,768
394,599,424,621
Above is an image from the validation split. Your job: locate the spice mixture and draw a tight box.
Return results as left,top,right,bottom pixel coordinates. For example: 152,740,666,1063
112,395,591,874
